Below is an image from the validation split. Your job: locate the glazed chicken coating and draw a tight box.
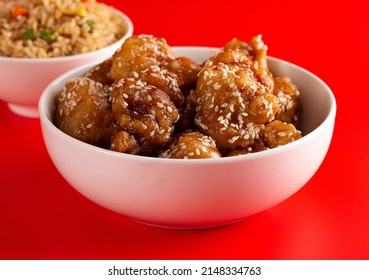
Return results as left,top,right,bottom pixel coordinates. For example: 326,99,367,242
111,77,179,155
166,56,201,91
84,58,114,85
110,130,139,154
193,49,280,150
108,35,201,107
224,35,269,69
272,76,301,127
205,48,274,94
109,34,176,81
226,37,301,127
159,131,221,159
263,120,301,148
175,92,197,132
223,120,301,156
223,138,268,156
54,77,114,148
138,65,183,107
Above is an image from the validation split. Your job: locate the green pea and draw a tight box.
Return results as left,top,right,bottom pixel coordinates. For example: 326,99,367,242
41,29,56,42
22,28,36,40
86,20,95,33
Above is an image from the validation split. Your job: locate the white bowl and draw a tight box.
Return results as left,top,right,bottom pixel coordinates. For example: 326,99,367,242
39,47,336,229
0,9,133,118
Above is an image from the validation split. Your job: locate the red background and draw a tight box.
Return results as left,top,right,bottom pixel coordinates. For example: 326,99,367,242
1,0,369,259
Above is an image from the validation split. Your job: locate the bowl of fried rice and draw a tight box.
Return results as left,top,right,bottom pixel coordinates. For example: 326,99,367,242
0,0,133,118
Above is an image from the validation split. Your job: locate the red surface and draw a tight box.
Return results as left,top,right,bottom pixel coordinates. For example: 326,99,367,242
1,0,369,260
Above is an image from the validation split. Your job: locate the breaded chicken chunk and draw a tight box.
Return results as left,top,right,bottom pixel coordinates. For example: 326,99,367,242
159,131,221,159
111,77,179,155
193,48,279,150
54,77,114,148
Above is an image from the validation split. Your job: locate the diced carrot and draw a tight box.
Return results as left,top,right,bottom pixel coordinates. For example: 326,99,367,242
11,6,29,17
81,0,95,11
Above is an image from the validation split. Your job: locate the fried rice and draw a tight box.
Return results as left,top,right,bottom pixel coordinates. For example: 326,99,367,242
0,0,128,58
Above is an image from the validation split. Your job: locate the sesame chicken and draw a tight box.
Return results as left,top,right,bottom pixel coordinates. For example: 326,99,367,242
54,34,302,159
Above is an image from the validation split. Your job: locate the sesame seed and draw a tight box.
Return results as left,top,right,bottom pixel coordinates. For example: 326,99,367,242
213,82,221,90
228,138,236,144
199,123,209,130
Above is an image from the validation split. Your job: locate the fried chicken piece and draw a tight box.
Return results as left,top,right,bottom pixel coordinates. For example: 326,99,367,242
109,34,198,107
223,138,268,156
262,120,301,148
110,130,139,154
193,49,279,150
54,77,114,148
272,76,301,127
175,92,197,132
111,77,179,155
84,58,114,85
205,48,274,95
226,37,301,127
138,65,183,107
159,131,221,159
109,34,176,81
224,35,269,69
224,120,301,156
166,56,201,91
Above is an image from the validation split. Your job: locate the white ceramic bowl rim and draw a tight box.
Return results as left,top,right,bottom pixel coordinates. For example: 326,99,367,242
0,8,133,63
39,49,337,165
